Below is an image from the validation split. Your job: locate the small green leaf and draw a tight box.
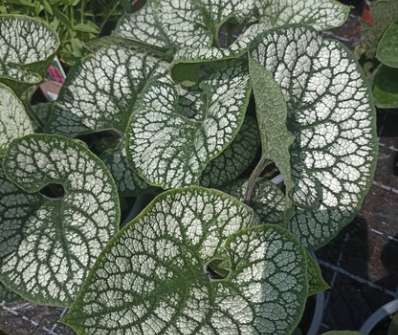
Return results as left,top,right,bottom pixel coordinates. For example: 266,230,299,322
305,251,329,297
64,187,308,335
377,22,398,68
0,15,60,90
0,83,34,152
201,115,260,188
248,57,295,215
223,178,286,224
373,65,398,108
250,26,378,249
74,22,100,34
126,65,250,189
0,134,120,306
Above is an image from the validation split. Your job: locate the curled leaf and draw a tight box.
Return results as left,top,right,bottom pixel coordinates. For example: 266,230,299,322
0,15,59,90
0,134,120,306
64,187,308,335
126,65,250,189
250,26,378,248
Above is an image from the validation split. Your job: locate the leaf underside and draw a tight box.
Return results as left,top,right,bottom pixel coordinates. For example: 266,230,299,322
0,134,120,306
250,26,377,249
65,187,308,335
0,15,59,87
0,83,34,152
249,58,294,210
126,65,250,189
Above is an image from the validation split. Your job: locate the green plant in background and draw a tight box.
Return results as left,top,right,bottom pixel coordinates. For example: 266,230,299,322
0,1,379,334
0,0,130,65
372,21,398,108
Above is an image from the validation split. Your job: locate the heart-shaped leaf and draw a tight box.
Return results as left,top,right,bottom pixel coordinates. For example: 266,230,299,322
250,26,378,248
0,134,120,306
376,22,398,68
64,187,308,335
0,15,59,91
126,65,250,189
0,83,34,153
201,115,260,188
48,44,166,136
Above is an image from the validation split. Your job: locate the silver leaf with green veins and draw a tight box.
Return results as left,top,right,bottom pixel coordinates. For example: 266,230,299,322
114,0,258,54
48,45,167,136
0,15,59,87
250,26,378,249
64,187,308,335
0,83,34,152
201,116,260,188
223,178,286,224
100,143,148,196
171,0,349,79
126,66,250,189
0,134,120,306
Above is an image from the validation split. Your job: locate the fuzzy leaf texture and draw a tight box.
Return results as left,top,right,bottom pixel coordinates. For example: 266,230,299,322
249,58,294,213
0,134,120,306
64,187,308,335
0,15,59,91
250,26,378,249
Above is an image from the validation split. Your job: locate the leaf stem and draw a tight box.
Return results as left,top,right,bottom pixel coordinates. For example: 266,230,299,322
244,155,271,203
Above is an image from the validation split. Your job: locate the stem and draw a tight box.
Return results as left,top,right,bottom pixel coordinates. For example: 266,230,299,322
80,0,86,23
99,1,120,34
244,155,271,203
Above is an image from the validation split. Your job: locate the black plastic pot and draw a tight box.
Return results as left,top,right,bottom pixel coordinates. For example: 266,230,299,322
360,299,398,335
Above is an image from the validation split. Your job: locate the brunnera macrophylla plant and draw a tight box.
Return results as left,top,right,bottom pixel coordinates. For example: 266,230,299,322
0,14,59,94
0,2,377,335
